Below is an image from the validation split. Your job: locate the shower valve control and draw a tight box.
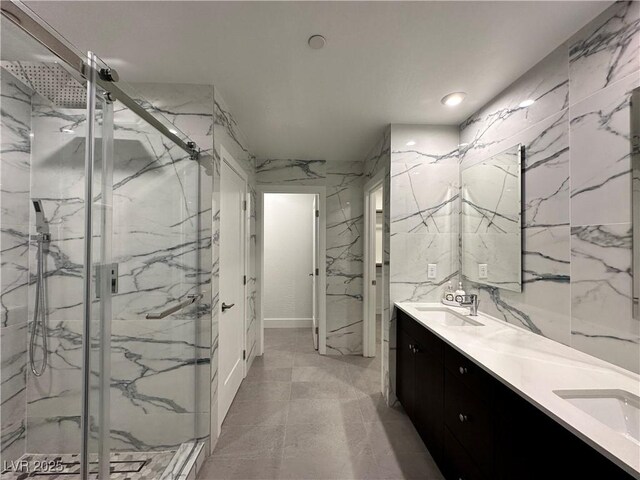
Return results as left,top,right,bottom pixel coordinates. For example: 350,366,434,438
95,263,119,297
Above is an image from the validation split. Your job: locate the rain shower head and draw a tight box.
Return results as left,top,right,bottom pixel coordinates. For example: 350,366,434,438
32,199,49,234
2,61,87,108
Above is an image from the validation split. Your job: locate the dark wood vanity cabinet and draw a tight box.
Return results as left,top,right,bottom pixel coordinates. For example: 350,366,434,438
396,309,635,480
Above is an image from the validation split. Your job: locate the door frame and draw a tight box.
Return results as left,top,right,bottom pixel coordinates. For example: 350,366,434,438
363,169,385,358
217,146,249,433
257,185,327,355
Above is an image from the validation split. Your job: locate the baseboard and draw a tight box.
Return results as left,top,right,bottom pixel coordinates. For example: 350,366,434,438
265,318,313,328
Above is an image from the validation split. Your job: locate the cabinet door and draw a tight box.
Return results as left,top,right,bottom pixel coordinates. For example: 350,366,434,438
397,325,416,419
414,346,444,463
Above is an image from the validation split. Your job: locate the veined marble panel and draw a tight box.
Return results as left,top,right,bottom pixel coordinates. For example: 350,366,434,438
131,83,214,138
1,226,30,328
461,163,520,234
1,69,32,227
570,72,639,226
460,44,569,166
569,0,640,105
472,226,571,344
363,127,390,179
390,162,458,234
256,158,326,185
1,323,27,464
462,233,520,290
570,224,638,373
326,161,364,355
390,233,457,303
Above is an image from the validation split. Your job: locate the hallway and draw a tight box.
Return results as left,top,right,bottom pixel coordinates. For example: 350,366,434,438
197,327,443,479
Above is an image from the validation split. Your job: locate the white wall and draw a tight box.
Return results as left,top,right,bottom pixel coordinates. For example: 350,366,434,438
264,193,315,327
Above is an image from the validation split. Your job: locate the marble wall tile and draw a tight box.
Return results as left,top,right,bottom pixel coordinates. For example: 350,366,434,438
1,68,31,464
454,2,639,374
1,69,32,227
570,224,638,372
570,72,639,226
326,161,364,355
569,0,640,105
20,82,216,455
1,323,27,464
1,226,30,328
460,44,569,166
256,158,326,185
391,162,458,234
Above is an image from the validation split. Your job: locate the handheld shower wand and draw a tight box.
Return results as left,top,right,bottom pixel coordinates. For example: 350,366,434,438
30,199,50,376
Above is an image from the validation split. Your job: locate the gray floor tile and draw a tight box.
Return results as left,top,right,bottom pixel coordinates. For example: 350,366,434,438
279,452,381,480
252,351,295,369
287,398,363,425
290,380,358,400
197,456,238,479
245,367,292,383
291,365,351,383
212,425,285,458
234,381,291,403
283,422,371,458
223,400,289,426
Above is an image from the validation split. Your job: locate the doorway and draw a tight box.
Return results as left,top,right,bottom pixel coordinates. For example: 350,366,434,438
363,170,385,360
258,186,327,355
218,147,248,430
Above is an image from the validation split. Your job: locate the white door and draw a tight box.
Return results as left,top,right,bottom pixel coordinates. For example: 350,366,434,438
218,157,246,426
311,195,319,350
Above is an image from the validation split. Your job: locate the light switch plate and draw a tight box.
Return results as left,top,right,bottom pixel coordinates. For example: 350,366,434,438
427,263,437,279
478,263,488,279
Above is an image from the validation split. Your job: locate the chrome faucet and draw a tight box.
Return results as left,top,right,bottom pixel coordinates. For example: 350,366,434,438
460,294,479,316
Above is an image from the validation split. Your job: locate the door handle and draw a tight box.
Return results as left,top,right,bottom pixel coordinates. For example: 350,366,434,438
222,302,235,312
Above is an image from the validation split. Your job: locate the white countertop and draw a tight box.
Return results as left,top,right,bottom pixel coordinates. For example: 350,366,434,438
395,302,640,476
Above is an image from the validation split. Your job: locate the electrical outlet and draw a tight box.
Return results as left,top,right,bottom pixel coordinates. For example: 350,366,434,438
478,263,488,279
427,263,437,279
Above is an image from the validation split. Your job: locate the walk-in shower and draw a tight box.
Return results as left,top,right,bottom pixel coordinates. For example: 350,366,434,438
0,2,209,479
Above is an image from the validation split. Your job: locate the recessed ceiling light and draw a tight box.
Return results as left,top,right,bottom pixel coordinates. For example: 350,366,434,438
519,99,535,108
169,128,178,134
406,140,416,146
441,92,466,107
29,132,34,138
61,128,74,134
308,35,326,49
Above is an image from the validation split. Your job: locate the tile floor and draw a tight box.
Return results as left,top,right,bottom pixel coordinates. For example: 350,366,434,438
1,450,176,479
198,323,443,479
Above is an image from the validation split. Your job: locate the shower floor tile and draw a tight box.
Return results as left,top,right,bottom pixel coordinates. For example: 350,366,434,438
2,450,176,479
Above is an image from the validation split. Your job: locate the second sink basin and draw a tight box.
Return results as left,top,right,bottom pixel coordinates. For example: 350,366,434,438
414,307,484,327
554,389,640,445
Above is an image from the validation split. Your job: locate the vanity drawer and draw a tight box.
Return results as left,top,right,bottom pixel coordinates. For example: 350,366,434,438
398,310,443,359
445,344,493,400
443,427,486,480
444,369,494,476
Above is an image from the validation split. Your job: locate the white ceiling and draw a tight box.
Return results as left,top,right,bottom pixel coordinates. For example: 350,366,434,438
27,1,610,162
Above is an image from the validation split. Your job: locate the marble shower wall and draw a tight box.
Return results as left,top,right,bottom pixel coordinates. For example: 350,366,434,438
25,82,214,453
0,69,31,465
211,91,257,450
255,158,367,355
459,0,640,373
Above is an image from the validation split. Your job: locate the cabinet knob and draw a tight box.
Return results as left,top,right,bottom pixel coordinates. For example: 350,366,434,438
413,346,420,354
458,413,468,423
459,366,468,375
408,343,413,351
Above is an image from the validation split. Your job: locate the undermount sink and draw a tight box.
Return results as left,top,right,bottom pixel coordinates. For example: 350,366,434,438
554,389,640,445
413,307,484,327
